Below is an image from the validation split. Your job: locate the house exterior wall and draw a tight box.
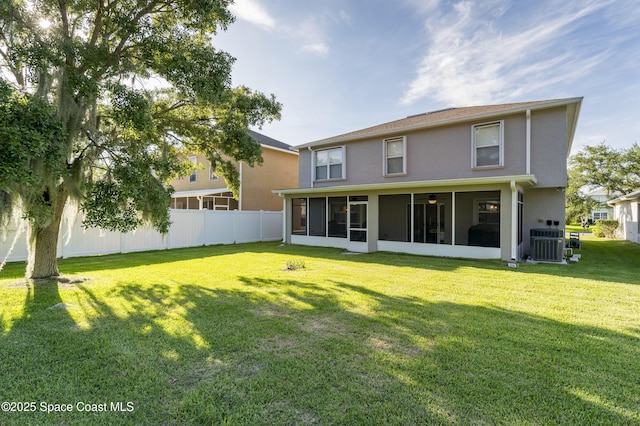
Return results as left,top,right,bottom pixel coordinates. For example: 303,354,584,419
521,187,566,254
282,101,579,261
171,153,229,192
529,108,569,188
242,147,299,211
170,148,298,212
613,200,640,243
299,106,568,190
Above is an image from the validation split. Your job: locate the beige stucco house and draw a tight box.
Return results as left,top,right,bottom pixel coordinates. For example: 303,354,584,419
171,131,298,211
274,98,582,261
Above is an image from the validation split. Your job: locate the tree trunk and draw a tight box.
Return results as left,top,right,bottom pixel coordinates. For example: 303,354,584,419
27,187,68,279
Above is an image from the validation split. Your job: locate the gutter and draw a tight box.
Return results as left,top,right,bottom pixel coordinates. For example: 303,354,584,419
273,174,538,196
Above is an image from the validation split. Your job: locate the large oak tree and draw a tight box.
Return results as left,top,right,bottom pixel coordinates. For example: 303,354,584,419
0,0,281,278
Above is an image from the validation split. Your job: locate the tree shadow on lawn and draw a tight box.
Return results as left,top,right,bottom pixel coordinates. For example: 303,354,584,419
2,275,639,425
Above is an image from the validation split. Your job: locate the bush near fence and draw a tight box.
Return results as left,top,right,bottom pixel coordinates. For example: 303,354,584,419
592,219,620,239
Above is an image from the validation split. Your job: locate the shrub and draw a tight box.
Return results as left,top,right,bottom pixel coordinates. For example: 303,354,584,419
592,220,619,239
285,259,305,270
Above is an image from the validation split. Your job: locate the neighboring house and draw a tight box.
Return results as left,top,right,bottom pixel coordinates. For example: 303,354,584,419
608,190,640,243
584,187,615,222
171,131,298,211
274,98,582,261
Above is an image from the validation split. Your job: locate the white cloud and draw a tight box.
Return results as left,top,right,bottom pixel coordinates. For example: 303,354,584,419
229,0,276,30
299,42,330,57
401,0,613,106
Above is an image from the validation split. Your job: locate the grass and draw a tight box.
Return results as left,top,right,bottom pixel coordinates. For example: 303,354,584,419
0,237,639,425
566,223,592,234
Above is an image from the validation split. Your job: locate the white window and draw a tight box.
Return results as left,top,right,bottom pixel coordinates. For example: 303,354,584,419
475,199,500,225
472,121,503,168
383,136,406,176
209,165,218,181
315,147,344,181
188,156,198,183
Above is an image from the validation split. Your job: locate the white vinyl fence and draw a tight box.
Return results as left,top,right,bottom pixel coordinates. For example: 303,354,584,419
1,209,283,263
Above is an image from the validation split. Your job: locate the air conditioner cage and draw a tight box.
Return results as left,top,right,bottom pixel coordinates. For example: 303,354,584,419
530,229,564,262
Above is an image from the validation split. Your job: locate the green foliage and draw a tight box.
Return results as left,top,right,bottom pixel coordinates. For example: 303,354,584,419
0,0,282,276
0,80,67,227
566,142,640,223
285,259,306,270
592,220,619,239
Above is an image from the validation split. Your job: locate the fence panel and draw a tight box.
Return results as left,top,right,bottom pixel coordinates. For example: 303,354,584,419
122,227,165,253
167,209,206,249
262,211,284,241
234,211,262,244
0,209,283,264
204,211,235,245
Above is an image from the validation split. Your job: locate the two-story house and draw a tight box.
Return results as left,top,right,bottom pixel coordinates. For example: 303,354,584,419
171,130,298,211
274,98,582,261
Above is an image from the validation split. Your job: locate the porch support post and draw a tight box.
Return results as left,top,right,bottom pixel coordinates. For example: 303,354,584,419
410,192,415,243
451,191,456,246
510,180,518,260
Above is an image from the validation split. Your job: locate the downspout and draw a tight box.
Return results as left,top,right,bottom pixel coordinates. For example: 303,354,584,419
238,161,243,211
510,180,518,261
308,147,314,188
526,109,531,174
278,193,286,244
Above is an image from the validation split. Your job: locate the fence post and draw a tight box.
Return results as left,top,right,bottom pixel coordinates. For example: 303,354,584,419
120,232,126,254
202,209,207,246
260,210,264,241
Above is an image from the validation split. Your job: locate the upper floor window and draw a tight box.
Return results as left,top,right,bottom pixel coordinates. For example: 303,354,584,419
315,147,344,180
472,121,503,168
209,165,219,181
383,136,406,176
188,156,198,183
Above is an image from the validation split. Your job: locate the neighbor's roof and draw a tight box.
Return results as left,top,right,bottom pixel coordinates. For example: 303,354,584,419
250,130,297,154
607,189,640,205
296,97,583,150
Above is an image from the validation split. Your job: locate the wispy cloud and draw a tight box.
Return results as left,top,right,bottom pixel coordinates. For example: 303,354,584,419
229,0,338,57
229,0,276,30
299,43,330,57
401,0,614,106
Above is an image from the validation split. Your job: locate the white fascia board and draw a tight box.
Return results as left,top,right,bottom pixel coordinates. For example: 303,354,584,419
261,144,299,156
272,174,538,196
172,188,232,198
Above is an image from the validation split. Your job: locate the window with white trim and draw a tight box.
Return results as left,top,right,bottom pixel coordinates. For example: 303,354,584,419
188,156,198,183
475,199,500,225
315,147,344,180
472,121,503,168
209,165,219,181
383,136,406,175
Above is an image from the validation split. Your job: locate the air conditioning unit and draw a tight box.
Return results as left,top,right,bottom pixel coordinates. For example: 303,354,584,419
530,229,564,262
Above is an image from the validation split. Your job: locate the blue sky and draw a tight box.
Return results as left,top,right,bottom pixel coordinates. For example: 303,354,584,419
217,0,640,154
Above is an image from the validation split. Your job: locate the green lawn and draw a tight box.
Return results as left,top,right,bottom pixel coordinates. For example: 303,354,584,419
1,238,639,425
